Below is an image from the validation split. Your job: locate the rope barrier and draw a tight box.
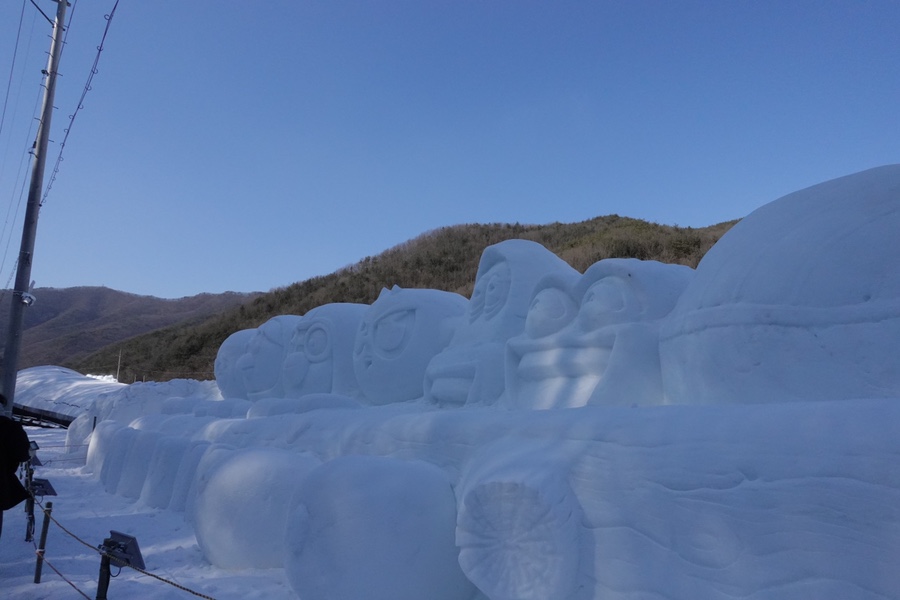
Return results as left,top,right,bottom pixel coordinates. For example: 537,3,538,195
33,549,94,600
33,498,218,600
104,552,218,600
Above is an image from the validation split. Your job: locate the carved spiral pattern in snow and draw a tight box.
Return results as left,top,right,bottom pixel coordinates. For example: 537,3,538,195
456,479,582,600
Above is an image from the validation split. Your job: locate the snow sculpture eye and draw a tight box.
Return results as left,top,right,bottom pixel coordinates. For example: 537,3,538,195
372,309,415,357
525,287,577,338
470,262,511,323
304,325,330,361
578,277,637,330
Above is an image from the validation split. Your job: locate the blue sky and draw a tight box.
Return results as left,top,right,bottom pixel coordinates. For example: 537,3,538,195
1,1,898,299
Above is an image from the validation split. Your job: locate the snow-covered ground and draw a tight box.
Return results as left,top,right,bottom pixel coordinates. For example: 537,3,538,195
1,426,294,600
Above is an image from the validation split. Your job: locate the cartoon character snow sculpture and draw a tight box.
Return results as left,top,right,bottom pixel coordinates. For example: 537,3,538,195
214,328,255,400
282,303,368,399
506,258,694,409
236,315,303,401
424,239,579,407
660,164,900,404
353,286,467,405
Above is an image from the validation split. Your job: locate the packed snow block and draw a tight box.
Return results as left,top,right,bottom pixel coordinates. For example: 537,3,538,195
455,440,590,600
116,429,163,499
284,455,476,600
561,400,900,599
67,413,96,458
140,434,192,509
193,448,320,569
661,164,900,404
426,239,580,407
353,286,467,405
282,303,369,399
85,419,123,475
192,398,251,418
246,393,362,418
214,328,256,400
99,425,138,494
506,259,693,409
168,440,211,512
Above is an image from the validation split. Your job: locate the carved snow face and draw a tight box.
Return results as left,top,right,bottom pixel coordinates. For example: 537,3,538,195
236,315,302,400
353,287,466,405
507,259,693,409
215,329,255,400
469,261,511,324
425,240,579,407
282,304,367,399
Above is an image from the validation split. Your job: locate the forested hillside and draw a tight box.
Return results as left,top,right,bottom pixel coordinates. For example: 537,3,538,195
1,287,257,369
70,215,736,382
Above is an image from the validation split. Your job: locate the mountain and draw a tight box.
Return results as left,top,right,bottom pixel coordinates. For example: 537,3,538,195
67,215,737,383
0,287,260,372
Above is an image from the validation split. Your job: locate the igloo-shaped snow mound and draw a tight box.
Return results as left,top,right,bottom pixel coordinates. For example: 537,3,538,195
660,164,900,404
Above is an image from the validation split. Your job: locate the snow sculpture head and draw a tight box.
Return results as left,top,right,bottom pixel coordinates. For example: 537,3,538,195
424,239,579,407
353,286,467,405
507,258,694,409
214,329,255,400
660,164,900,404
236,315,303,401
282,303,368,399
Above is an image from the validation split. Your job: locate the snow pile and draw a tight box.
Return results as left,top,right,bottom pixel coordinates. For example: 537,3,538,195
14,365,126,421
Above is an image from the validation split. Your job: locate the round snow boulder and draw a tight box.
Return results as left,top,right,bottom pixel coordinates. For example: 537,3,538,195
284,455,475,600
194,447,321,569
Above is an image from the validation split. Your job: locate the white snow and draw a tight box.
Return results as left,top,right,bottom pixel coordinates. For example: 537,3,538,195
4,165,900,599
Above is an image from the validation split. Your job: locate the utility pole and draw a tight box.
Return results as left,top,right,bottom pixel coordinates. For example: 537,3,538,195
1,0,68,417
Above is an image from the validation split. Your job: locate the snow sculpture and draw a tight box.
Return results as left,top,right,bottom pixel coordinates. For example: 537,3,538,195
353,286,467,405
283,455,476,600
214,328,255,400
282,303,368,399
660,164,900,404
425,239,579,407
506,259,694,409
246,393,361,418
236,315,303,401
193,448,321,569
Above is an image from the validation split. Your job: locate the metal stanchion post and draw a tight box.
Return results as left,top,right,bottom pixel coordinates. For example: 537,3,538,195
34,501,52,583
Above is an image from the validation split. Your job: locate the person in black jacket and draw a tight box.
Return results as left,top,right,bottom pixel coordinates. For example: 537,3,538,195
0,397,31,541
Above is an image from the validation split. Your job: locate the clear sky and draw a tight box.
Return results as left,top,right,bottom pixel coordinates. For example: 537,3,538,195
1,1,898,299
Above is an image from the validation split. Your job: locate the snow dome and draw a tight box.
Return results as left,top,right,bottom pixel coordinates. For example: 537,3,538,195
660,164,900,404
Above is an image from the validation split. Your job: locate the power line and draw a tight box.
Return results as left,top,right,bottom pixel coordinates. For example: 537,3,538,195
42,0,120,206
0,0,28,141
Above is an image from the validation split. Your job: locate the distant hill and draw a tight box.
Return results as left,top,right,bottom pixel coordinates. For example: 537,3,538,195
68,215,737,383
0,287,260,372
